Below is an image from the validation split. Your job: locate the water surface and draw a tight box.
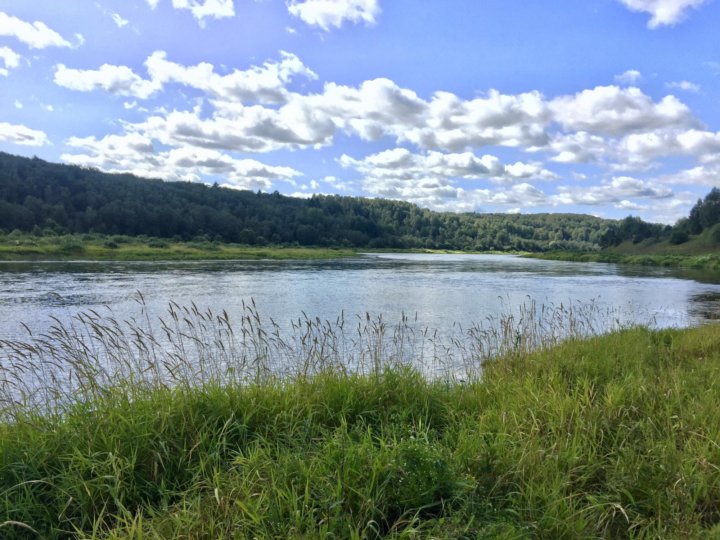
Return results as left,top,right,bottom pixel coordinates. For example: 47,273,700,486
1,254,719,340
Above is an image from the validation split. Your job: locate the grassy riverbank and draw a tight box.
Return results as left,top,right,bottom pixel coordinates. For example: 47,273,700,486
2,321,719,538
0,233,356,261
528,250,720,271
528,227,720,271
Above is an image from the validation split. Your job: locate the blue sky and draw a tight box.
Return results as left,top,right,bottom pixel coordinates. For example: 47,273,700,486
1,0,719,223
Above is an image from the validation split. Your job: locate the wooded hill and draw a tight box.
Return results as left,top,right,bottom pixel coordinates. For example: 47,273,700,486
3,151,715,252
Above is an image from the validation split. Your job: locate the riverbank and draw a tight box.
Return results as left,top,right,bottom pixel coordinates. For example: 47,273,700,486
0,233,356,261
528,250,720,271
2,324,719,538
0,233,512,262
527,229,720,271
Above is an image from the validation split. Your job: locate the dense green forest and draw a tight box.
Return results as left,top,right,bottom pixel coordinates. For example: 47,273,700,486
1,152,717,252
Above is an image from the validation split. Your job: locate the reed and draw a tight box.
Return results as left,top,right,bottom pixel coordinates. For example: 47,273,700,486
1,300,719,538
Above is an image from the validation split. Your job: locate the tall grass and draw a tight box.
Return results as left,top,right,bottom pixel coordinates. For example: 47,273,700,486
0,297,617,422
1,301,719,538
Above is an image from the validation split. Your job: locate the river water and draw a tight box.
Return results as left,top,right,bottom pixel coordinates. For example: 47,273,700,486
1,253,719,340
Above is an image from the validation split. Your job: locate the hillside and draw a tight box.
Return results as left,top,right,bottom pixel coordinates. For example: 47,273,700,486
0,152,612,252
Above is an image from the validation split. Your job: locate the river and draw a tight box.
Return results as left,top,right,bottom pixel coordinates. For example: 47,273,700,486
1,253,719,340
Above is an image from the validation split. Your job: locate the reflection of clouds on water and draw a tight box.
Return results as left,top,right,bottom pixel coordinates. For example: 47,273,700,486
688,292,720,321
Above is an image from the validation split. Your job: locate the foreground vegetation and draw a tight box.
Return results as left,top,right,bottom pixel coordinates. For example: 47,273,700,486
1,303,719,538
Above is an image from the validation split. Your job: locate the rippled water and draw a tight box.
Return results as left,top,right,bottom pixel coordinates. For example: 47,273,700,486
0,253,719,339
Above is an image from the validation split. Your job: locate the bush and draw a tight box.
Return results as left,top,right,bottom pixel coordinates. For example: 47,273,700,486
670,228,689,244
711,223,720,244
59,236,85,253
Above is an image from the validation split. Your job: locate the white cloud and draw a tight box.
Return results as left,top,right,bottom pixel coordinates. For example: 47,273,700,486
0,11,72,48
14,100,23,109
620,128,720,164
0,122,49,146
615,69,642,84
55,51,316,104
338,148,556,211
402,89,550,151
146,50,316,103
56,52,702,172
0,46,21,76
659,164,720,187
340,148,557,185
553,176,673,206
545,131,611,164
62,134,300,190
54,63,160,99
616,199,647,210
616,0,709,28
666,80,701,93
111,13,129,28
146,0,160,8
549,86,696,136
53,51,717,209
170,0,235,25
545,126,720,172
288,0,379,31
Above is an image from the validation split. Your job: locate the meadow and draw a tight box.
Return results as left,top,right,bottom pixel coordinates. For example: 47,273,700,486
531,226,720,272
0,232,356,261
1,301,719,538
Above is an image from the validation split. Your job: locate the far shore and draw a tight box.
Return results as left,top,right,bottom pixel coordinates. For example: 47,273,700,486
1,232,719,270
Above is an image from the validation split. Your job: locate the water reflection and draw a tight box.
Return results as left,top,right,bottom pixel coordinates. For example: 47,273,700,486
688,292,720,320
0,254,719,341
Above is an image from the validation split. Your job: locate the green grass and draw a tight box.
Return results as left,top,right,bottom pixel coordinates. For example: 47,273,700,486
0,233,357,261
529,250,720,271
2,317,720,538
529,228,720,271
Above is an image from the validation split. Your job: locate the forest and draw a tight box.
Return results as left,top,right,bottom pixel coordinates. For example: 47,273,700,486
1,151,717,252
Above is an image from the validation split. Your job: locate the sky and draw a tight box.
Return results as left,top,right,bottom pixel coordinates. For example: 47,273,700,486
1,0,719,224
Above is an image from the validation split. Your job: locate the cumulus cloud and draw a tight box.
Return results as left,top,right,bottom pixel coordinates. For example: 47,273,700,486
616,0,709,28
666,80,701,93
340,148,557,184
146,50,316,103
55,51,715,211
620,128,720,165
56,51,702,174
659,164,720,187
338,148,556,211
549,86,696,136
615,69,642,84
171,0,235,25
545,132,612,164
54,51,316,104
402,89,550,151
0,122,49,146
288,0,380,31
62,133,300,190
553,176,673,206
0,46,21,76
54,63,160,99
0,11,74,48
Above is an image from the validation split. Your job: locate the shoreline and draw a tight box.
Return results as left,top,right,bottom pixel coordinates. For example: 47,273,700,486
525,250,720,271
2,233,719,271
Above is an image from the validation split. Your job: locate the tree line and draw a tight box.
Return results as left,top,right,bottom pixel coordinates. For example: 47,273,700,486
1,151,716,251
